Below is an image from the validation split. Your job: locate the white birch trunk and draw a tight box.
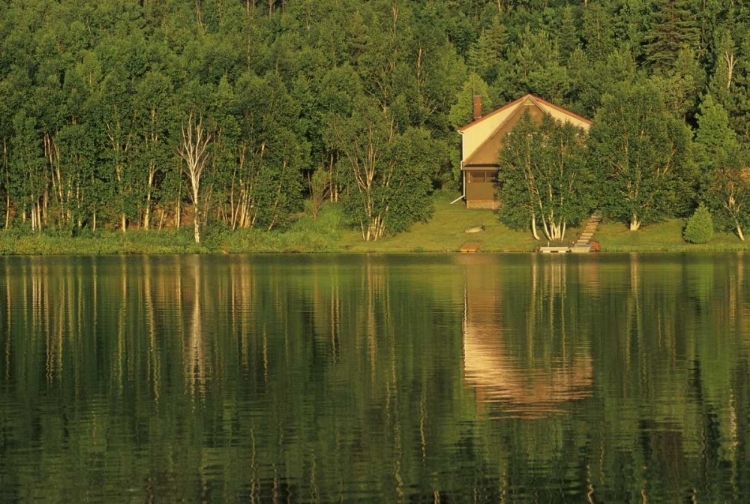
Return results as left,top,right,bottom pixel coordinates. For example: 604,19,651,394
177,113,211,244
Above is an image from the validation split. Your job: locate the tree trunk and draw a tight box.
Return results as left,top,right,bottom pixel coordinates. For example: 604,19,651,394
193,189,201,244
177,112,211,244
144,167,155,230
737,222,745,241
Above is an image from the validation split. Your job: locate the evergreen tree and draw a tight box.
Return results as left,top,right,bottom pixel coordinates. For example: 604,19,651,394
581,3,614,62
695,94,750,241
467,16,508,84
683,203,714,243
645,0,700,72
557,5,580,62
506,25,568,103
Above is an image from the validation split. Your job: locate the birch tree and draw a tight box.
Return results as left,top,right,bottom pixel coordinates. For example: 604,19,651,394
588,81,695,230
498,113,592,241
327,98,434,241
178,112,211,244
328,101,396,241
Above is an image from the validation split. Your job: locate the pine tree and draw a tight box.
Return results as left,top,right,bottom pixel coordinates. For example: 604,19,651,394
581,3,614,62
558,6,580,62
467,16,508,84
645,0,700,72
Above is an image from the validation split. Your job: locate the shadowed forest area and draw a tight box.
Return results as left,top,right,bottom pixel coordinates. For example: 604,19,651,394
2,0,750,244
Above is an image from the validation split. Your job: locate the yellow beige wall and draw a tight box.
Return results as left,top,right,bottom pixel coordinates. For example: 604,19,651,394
460,108,516,162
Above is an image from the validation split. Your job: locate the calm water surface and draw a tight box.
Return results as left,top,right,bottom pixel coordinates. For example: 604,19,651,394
0,253,749,502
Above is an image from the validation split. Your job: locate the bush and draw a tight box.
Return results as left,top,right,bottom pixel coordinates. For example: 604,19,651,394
683,204,714,244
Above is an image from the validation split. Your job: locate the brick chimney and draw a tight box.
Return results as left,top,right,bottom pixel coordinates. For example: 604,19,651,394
473,95,482,120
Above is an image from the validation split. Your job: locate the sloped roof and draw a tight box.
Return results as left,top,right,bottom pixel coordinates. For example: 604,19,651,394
459,94,592,169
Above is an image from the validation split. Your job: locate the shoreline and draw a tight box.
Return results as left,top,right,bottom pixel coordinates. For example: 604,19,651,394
1,195,748,256
0,229,748,255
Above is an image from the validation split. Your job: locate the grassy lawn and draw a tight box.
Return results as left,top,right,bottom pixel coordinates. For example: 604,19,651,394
596,218,750,252
2,191,750,254
340,192,750,253
336,192,539,253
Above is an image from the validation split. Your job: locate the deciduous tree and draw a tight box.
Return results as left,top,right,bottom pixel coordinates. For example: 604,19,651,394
327,98,434,241
588,81,695,230
497,113,592,241
177,112,212,244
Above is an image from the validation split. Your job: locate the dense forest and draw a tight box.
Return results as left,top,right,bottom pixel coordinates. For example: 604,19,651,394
2,0,750,242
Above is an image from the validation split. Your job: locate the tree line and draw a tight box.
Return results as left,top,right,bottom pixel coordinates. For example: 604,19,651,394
2,0,750,242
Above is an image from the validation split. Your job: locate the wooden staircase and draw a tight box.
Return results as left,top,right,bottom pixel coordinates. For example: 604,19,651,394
571,214,602,253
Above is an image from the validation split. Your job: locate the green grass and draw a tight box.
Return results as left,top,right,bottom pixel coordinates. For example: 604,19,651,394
2,193,750,254
596,218,750,252
336,191,539,253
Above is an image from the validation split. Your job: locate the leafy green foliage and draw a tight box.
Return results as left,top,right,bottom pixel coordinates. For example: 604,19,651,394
0,0,750,243
497,113,592,240
327,99,434,241
588,80,696,230
683,204,714,243
695,94,750,240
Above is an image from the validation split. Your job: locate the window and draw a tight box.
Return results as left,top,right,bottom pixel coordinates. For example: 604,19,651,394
469,171,498,183
469,171,485,183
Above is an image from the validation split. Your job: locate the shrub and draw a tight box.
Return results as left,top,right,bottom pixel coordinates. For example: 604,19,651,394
683,204,714,244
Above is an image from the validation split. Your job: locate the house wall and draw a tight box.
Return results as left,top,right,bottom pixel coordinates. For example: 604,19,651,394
460,107,517,162
465,169,499,209
465,104,545,167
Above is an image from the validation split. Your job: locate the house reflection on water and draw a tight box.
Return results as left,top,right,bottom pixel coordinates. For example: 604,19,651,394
458,255,595,419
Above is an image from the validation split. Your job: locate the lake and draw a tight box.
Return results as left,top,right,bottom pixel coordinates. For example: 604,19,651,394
0,253,748,502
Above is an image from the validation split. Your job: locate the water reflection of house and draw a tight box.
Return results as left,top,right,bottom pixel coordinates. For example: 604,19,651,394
458,255,593,418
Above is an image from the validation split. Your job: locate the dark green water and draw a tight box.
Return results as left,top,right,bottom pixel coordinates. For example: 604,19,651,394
0,254,749,503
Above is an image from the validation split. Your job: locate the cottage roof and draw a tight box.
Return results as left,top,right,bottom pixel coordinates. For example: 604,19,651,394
459,94,592,169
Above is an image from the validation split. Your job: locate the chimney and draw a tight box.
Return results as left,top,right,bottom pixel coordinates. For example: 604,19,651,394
473,95,482,121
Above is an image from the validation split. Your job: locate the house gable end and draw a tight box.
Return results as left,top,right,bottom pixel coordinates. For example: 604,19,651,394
462,96,546,168
460,95,591,169
458,95,527,163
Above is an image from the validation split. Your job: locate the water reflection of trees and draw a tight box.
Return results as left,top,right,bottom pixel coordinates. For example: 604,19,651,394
1,255,750,502
0,256,473,502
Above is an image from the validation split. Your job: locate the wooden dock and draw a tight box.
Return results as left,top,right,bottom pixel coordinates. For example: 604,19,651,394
539,246,570,253
460,242,482,253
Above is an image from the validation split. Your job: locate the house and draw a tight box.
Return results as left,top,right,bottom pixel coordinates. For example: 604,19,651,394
457,94,592,209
